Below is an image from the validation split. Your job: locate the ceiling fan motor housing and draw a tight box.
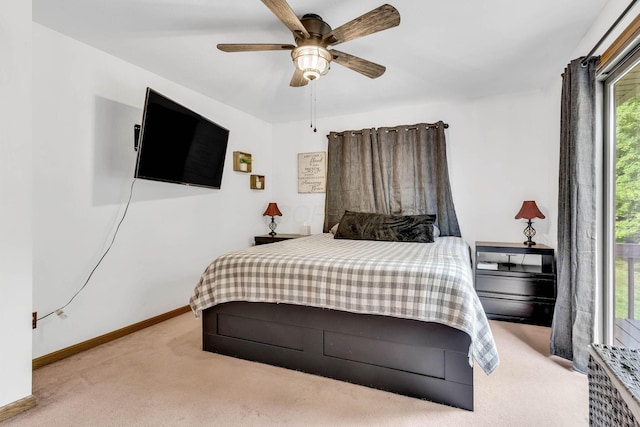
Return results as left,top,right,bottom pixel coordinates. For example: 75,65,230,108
298,14,332,40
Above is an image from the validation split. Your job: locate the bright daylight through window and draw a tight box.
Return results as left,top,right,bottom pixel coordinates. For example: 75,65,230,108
607,47,640,347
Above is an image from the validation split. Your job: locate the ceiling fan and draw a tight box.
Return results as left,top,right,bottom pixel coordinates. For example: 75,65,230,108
217,0,400,87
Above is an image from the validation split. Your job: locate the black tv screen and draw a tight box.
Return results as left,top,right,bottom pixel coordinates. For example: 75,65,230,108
134,88,229,189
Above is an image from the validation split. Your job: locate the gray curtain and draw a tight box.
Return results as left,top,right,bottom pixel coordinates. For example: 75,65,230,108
324,121,461,237
550,56,598,373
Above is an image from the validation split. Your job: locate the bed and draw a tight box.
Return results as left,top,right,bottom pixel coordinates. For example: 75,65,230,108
190,232,499,411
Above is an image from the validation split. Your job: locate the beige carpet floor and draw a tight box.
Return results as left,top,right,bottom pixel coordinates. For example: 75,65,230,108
4,313,588,426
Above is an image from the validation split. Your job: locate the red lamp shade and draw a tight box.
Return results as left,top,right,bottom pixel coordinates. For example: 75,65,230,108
263,202,282,217
514,201,545,220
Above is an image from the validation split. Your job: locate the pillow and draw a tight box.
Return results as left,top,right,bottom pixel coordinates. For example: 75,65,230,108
330,223,339,235
334,211,436,243
433,224,440,238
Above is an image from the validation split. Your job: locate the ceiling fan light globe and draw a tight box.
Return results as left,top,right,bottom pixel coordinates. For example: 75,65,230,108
292,45,331,81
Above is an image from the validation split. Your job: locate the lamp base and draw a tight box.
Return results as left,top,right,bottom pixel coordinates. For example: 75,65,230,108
522,220,536,247
268,216,277,237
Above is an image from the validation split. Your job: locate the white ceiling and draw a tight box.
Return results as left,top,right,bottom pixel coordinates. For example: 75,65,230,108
32,0,609,123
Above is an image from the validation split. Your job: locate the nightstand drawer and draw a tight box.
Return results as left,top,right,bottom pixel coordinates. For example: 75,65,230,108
478,295,554,326
475,274,555,299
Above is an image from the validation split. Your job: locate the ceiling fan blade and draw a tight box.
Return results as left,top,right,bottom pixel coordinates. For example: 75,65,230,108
330,50,386,79
261,0,310,39
323,4,400,46
217,43,295,52
289,68,309,87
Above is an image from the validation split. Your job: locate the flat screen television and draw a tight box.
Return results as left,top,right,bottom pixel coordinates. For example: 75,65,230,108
134,88,229,189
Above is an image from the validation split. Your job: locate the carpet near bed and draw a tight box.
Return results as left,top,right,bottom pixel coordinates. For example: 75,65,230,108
6,314,587,427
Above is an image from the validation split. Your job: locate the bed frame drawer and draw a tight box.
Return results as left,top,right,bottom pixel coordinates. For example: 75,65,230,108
324,330,446,378
217,313,306,351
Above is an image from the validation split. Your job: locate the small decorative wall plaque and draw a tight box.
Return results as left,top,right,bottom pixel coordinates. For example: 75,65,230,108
297,152,326,193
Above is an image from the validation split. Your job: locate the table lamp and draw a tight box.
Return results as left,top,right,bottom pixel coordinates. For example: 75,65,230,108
263,202,283,236
515,200,545,247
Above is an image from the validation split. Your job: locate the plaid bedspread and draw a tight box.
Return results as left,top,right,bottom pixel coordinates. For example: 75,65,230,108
189,233,499,374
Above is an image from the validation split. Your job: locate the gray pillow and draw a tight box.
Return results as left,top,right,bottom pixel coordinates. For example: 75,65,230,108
334,211,436,243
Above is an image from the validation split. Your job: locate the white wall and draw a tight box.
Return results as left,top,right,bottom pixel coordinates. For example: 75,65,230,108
272,87,561,252
32,25,274,358
0,0,32,407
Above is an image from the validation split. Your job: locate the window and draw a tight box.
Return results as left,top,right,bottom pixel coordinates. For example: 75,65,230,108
604,46,640,347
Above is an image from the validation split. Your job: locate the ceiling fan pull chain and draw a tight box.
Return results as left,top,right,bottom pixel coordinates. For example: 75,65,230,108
310,80,313,130
310,80,318,132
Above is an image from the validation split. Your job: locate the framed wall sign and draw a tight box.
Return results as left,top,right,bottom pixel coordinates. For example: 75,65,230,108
297,152,326,193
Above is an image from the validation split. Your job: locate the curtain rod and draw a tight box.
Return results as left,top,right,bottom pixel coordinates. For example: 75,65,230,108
581,0,639,66
329,122,449,138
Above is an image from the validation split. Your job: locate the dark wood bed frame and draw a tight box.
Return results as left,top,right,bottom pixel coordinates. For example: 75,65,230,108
202,301,474,410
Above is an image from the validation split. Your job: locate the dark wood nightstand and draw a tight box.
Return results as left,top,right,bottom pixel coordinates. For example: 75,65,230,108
474,241,556,326
254,234,303,245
